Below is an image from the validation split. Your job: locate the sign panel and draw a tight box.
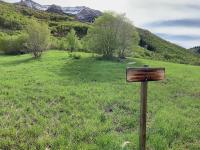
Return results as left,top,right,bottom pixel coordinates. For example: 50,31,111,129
126,68,165,82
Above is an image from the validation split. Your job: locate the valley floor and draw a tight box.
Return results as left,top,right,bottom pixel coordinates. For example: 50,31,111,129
0,51,200,149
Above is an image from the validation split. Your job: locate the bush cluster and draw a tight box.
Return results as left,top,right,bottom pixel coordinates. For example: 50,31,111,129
0,33,27,54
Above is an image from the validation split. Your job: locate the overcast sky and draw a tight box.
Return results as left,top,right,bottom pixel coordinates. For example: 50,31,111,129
4,0,200,48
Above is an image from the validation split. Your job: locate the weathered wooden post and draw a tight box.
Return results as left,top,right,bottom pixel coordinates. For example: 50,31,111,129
126,65,165,150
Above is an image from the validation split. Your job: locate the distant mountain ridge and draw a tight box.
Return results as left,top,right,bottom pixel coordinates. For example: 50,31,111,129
16,0,102,22
17,0,49,11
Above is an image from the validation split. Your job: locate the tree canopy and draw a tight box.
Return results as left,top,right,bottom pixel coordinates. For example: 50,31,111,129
26,20,50,58
66,29,81,52
86,12,139,59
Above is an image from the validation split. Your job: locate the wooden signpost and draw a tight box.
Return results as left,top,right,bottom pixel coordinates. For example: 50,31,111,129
126,65,165,150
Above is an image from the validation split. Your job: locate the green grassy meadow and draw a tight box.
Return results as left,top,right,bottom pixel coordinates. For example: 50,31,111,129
0,51,200,149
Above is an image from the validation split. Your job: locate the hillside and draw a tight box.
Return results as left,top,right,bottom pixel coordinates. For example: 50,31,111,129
189,46,200,54
0,1,90,37
0,0,199,65
0,51,200,149
137,28,200,65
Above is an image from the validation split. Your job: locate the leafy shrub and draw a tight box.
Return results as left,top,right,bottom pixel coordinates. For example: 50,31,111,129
50,22,90,37
69,53,81,59
66,29,82,52
25,20,50,58
86,12,138,59
144,50,152,57
0,33,27,55
139,39,156,51
49,37,67,50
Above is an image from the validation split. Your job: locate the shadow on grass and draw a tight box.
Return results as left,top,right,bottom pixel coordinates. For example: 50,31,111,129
58,56,144,83
0,57,35,66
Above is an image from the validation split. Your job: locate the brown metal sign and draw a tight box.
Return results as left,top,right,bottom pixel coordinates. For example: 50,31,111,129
126,68,165,82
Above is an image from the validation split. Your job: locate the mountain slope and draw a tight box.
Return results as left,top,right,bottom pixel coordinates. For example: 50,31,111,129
0,1,90,36
16,0,102,22
137,28,200,65
17,0,49,11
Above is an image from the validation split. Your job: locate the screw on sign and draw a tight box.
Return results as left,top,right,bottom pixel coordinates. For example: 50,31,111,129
126,65,165,150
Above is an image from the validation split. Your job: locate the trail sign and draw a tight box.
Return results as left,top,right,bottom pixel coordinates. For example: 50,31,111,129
126,66,165,150
126,68,165,82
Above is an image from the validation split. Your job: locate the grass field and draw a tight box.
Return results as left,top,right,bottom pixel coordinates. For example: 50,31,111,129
0,51,200,150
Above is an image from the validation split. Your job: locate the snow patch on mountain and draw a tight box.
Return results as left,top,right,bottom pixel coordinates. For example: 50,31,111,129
16,0,102,22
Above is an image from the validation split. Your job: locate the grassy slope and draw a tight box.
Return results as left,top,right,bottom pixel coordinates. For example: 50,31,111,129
137,28,200,65
0,51,199,149
0,1,90,36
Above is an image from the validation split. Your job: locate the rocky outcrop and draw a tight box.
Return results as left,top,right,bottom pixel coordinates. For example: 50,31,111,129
17,0,49,11
47,5,63,14
75,7,102,22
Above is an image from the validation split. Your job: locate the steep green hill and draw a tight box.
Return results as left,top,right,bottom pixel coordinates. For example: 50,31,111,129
137,28,200,65
0,1,90,37
0,51,200,149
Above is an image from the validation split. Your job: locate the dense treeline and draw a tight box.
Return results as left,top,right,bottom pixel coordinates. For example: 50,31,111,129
49,22,90,37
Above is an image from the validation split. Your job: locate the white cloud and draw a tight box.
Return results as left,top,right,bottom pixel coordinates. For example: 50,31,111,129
173,40,200,48
150,27,200,36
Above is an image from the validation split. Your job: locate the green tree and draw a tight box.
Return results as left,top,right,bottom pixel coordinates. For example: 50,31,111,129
26,20,50,58
66,29,81,52
86,12,138,59
116,14,139,58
